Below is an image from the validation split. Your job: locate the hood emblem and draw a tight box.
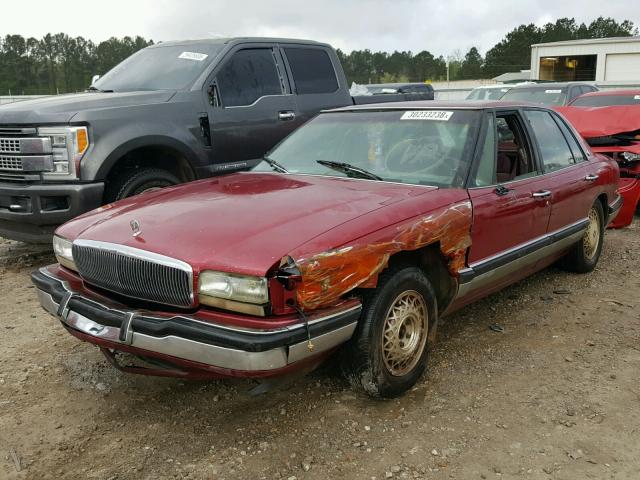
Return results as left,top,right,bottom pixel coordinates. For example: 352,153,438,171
130,219,142,237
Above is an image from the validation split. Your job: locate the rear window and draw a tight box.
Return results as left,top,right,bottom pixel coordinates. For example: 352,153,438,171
571,94,640,107
284,48,339,94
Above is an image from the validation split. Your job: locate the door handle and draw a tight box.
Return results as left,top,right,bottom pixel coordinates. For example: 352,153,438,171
532,190,551,199
278,111,296,121
584,174,599,182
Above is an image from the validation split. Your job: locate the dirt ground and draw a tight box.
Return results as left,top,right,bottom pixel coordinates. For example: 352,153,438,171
0,220,639,480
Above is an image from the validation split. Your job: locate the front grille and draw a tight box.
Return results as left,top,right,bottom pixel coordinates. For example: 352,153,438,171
0,138,20,153
73,242,194,308
0,156,23,171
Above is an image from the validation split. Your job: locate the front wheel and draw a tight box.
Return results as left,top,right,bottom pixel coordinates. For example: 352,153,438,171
106,168,180,202
342,266,436,398
561,200,605,273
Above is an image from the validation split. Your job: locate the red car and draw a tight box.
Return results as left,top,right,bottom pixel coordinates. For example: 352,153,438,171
558,89,640,228
32,101,621,398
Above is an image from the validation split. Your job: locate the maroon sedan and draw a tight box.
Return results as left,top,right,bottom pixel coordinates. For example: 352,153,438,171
32,101,621,397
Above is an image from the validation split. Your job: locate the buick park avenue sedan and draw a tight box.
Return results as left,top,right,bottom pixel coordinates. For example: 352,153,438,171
32,101,621,398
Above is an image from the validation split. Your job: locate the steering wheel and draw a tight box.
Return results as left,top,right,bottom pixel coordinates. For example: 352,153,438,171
385,138,458,178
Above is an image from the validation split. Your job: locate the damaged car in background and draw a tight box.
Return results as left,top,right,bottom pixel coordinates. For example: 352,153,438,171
32,101,620,398
557,92,640,228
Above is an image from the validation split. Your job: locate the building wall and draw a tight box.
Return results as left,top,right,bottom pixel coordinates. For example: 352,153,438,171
531,40,640,82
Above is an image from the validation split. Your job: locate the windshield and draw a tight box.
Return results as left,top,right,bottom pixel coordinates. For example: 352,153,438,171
466,87,510,100
93,44,222,92
571,94,640,107
501,87,567,106
256,110,480,188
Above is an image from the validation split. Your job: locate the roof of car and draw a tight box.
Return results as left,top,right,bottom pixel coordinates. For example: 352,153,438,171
149,37,328,48
576,89,640,97
507,82,592,90
328,100,540,112
366,83,432,88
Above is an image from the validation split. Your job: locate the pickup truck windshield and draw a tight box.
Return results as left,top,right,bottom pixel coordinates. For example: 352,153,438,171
258,110,479,187
93,44,222,92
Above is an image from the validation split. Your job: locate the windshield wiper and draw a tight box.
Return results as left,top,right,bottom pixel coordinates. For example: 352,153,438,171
262,156,289,173
86,86,114,93
316,160,382,181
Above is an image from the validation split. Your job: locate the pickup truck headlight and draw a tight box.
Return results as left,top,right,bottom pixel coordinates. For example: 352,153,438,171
53,235,77,271
198,271,268,316
38,126,89,180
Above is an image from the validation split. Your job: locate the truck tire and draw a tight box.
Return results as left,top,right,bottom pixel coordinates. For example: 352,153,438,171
342,266,436,398
107,168,180,202
561,200,605,273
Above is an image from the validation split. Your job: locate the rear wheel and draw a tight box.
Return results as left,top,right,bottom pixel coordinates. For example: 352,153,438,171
342,266,436,398
561,200,604,273
106,168,180,202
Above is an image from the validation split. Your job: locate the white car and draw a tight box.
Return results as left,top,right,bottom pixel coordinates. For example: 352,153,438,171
466,85,512,101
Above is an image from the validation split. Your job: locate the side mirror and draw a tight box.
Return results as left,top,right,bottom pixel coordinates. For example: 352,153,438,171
91,74,101,85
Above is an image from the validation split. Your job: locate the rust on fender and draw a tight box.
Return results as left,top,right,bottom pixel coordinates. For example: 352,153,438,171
294,201,472,310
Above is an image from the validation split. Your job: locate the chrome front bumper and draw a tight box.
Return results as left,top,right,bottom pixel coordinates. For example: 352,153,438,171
33,268,360,372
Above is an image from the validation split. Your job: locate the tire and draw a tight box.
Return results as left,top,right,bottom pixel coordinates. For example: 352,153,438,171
107,168,180,202
561,200,605,273
341,266,437,398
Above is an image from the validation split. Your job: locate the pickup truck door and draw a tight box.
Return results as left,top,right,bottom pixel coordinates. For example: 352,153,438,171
459,110,552,304
279,45,352,125
205,46,298,173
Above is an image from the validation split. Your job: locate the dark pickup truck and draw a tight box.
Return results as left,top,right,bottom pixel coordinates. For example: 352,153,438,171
0,37,428,243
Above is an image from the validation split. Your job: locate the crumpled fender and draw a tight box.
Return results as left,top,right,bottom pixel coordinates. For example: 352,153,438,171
293,201,472,310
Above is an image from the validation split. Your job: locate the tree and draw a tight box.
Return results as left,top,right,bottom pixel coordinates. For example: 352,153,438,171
461,47,483,79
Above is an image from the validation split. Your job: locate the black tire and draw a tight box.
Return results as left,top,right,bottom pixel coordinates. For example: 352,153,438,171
561,200,605,273
341,266,437,398
106,168,180,202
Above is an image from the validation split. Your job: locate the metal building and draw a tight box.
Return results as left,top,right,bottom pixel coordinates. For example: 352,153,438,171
530,36,640,82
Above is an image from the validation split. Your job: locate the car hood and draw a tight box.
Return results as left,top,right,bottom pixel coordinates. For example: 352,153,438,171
0,90,175,124
57,172,438,276
556,105,640,138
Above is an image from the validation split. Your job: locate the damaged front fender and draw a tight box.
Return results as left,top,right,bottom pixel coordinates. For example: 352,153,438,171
293,201,472,310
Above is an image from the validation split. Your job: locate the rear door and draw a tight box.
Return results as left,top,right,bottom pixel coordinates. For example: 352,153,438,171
205,45,298,170
522,109,595,234
464,110,552,295
280,45,351,127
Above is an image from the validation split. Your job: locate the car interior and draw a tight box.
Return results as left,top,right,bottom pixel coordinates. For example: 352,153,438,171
495,114,536,183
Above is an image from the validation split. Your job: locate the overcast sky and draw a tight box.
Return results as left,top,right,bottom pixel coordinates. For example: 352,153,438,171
4,0,639,56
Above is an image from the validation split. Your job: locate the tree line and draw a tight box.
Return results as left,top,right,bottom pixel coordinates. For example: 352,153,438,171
0,16,636,95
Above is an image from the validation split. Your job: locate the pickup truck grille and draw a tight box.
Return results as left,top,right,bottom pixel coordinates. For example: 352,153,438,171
0,134,52,176
0,156,23,171
0,138,20,153
72,241,194,308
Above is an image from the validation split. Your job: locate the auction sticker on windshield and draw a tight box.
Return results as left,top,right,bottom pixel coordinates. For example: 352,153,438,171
178,52,208,61
401,111,453,121
545,89,562,94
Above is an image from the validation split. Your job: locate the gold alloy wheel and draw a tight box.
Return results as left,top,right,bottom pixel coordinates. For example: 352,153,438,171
583,207,601,260
381,290,428,377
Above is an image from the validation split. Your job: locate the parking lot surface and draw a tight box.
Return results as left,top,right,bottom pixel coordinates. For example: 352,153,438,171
1,220,639,480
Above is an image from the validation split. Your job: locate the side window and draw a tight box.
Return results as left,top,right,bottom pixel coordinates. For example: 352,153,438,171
284,48,338,94
216,49,282,107
472,113,496,187
494,113,537,183
524,110,575,172
553,114,586,163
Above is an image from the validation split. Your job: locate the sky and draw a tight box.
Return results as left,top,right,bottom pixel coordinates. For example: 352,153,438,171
3,0,639,57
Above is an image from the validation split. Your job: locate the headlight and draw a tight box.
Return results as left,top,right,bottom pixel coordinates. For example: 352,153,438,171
38,126,89,180
53,235,77,271
198,271,268,316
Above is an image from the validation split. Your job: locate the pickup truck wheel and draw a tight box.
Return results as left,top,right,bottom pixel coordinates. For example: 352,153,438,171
108,168,180,201
342,266,436,398
561,200,605,273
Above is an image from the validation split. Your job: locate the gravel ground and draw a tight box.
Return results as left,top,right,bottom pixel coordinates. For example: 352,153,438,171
0,219,639,480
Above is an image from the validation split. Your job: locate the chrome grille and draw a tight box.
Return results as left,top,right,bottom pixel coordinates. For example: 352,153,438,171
0,156,23,171
72,241,194,308
0,138,20,153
